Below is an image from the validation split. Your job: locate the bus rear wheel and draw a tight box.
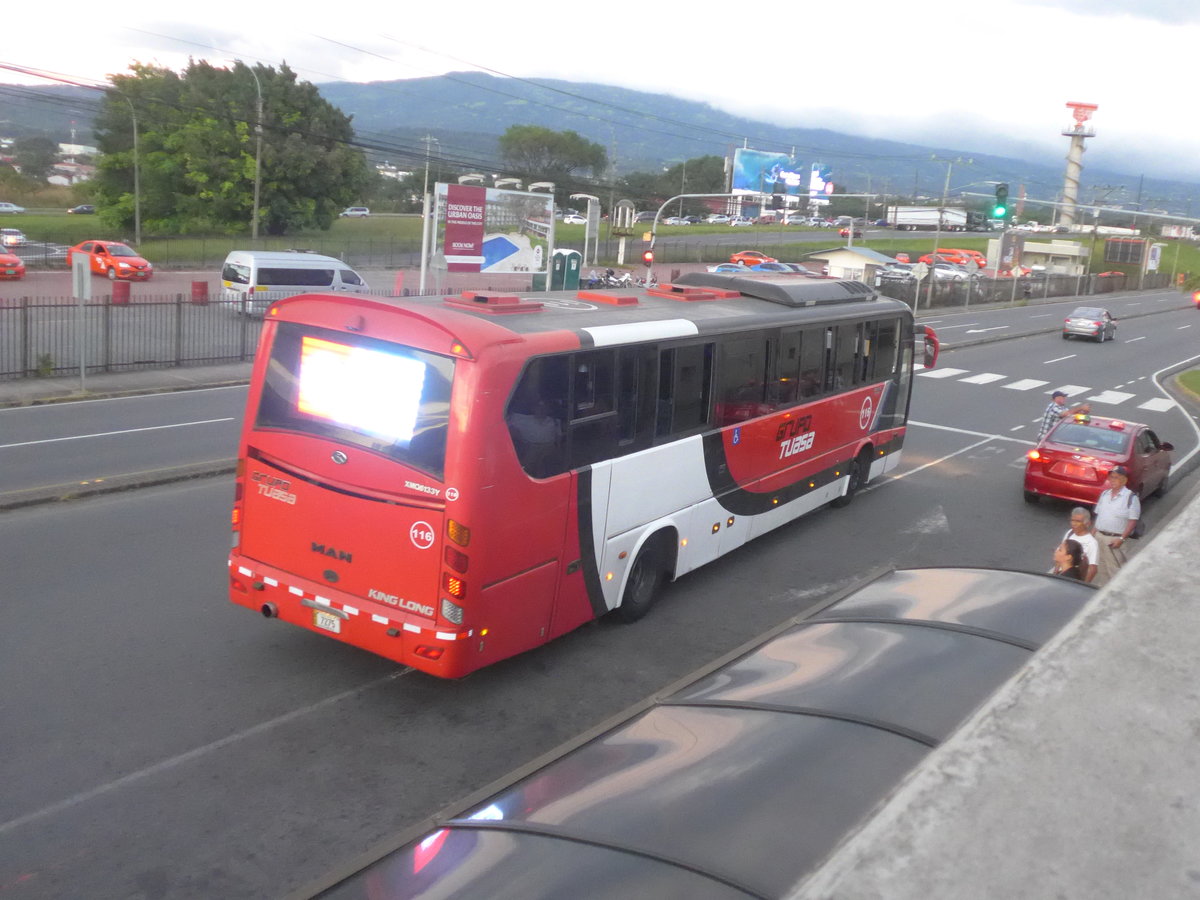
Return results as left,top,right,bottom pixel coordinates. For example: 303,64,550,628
832,449,871,508
616,539,667,623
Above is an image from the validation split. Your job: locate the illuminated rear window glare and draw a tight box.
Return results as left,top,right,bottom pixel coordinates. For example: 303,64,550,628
297,336,426,443
256,322,455,478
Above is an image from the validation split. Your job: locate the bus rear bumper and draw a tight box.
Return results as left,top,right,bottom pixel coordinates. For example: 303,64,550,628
227,555,477,678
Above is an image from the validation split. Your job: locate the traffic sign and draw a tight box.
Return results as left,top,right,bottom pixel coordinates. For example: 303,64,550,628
910,262,930,281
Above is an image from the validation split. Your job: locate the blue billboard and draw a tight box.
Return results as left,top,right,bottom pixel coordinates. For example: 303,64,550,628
731,149,806,196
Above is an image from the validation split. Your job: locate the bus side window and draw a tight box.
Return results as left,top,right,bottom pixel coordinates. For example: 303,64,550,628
507,356,568,477
770,329,801,408
798,328,824,399
874,318,899,379
716,334,768,425
568,350,619,469
617,346,656,450
657,343,713,437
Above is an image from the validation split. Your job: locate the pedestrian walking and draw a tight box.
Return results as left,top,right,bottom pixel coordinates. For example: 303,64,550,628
1061,507,1099,583
1038,391,1091,440
1092,466,1140,586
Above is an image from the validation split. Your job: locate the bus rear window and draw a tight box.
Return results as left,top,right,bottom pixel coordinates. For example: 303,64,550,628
256,322,455,477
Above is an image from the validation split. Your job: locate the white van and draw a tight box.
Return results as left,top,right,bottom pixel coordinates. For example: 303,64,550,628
220,250,368,316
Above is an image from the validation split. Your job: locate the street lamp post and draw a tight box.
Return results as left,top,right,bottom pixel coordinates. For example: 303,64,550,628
247,66,263,241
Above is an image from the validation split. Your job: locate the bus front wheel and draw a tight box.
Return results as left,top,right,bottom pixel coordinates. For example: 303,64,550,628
832,449,871,508
616,539,667,623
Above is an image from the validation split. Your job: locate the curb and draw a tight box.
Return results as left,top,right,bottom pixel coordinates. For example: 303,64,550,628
0,460,235,511
0,378,251,410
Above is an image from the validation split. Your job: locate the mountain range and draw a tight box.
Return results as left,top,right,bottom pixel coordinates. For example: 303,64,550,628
3,72,1195,217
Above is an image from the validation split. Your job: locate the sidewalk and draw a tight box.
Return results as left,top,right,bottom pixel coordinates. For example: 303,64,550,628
0,361,253,408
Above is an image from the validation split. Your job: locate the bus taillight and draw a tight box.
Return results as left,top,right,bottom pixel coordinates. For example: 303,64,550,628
444,546,469,574
443,573,465,599
447,519,471,547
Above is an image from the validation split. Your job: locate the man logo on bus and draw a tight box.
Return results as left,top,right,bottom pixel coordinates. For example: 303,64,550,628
859,396,874,430
410,521,435,549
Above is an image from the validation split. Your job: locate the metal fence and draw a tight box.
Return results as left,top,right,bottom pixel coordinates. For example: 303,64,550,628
876,270,1174,310
0,272,1177,381
12,237,426,272
0,290,413,380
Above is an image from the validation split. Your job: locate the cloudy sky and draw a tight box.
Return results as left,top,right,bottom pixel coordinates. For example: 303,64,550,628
4,0,1198,182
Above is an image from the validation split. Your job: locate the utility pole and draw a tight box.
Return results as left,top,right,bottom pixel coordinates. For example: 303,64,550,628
922,157,970,311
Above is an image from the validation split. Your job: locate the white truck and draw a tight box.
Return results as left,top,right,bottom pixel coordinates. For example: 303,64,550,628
887,205,978,232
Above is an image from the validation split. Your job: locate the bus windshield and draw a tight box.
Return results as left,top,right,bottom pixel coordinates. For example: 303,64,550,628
255,322,455,478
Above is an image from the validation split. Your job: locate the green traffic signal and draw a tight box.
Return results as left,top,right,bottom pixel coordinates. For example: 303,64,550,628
993,182,1009,219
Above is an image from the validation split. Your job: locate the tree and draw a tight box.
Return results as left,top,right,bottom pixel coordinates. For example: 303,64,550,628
92,61,370,236
619,155,728,214
13,136,60,182
498,126,607,200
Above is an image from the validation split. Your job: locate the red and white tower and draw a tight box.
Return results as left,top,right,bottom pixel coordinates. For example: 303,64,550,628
1060,102,1097,226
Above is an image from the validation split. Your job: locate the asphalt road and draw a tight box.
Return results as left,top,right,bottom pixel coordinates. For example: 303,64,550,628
1,316,1199,898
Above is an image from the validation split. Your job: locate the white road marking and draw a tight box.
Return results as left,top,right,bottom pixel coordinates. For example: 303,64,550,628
1051,384,1091,397
1179,324,1193,330
0,418,235,449
930,323,981,331
1126,336,1146,343
1139,398,1177,412
1088,390,1136,405
964,326,1010,334
1044,354,1077,363
908,419,1034,446
959,373,1006,384
917,367,969,379
1029,314,1054,319
1010,425,1025,432
1004,379,1049,391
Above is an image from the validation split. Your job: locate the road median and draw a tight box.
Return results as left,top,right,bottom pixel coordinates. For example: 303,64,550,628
0,459,235,511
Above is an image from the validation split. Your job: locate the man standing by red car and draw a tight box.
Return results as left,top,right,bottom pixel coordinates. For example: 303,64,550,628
1092,466,1140,586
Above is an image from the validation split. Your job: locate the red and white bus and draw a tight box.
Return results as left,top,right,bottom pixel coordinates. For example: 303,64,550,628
227,273,938,677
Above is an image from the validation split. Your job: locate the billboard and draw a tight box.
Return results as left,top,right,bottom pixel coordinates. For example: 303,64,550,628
809,163,833,198
731,149,806,196
432,183,554,274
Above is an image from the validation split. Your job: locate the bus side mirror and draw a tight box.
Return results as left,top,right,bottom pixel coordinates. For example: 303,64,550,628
917,324,939,369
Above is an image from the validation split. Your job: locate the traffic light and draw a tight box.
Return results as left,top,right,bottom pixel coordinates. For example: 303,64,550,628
993,183,1009,219
642,249,654,268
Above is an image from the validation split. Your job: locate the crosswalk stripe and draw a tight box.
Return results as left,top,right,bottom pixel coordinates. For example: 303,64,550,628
921,369,1179,416
1089,390,1136,405
1138,398,1177,412
918,367,969,379
1004,379,1049,391
1053,384,1091,397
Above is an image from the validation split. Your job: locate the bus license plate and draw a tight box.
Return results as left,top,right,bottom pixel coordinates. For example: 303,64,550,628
313,609,342,633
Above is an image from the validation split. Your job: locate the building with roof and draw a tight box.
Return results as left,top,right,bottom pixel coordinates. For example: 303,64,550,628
800,245,899,283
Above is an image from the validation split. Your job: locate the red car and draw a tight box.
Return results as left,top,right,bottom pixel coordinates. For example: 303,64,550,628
1024,413,1173,505
729,250,776,265
66,240,154,280
838,227,863,238
0,249,24,280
